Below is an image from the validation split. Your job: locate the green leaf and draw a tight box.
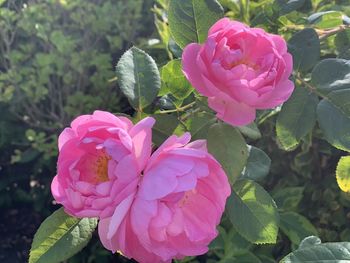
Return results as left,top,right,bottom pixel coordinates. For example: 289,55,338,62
226,179,279,244
237,122,262,140
168,0,224,48
209,226,225,251
152,114,180,146
29,208,97,263
241,146,271,182
116,47,161,111
280,241,350,262
308,11,344,29
185,112,216,140
336,156,350,193
218,0,240,12
160,59,193,100
280,212,318,245
231,252,262,263
227,228,253,254
276,87,319,151
335,29,350,59
158,94,182,109
312,59,350,151
169,38,183,58
316,89,350,152
258,255,277,263
276,0,305,16
210,227,253,257
298,236,322,249
312,59,350,95
273,187,304,210
207,123,248,183
288,28,320,71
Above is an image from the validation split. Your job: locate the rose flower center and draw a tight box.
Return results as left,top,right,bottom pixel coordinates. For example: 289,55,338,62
94,154,111,183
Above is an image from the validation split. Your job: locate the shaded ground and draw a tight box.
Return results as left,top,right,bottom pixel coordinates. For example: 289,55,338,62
0,206,43,263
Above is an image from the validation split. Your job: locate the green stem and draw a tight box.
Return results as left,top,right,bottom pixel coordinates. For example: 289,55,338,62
179,107,202,122
296,75,326,99
319,25,350,41
159,101,196,114
136,109,143,121
281,25,350,41
257,110,280,125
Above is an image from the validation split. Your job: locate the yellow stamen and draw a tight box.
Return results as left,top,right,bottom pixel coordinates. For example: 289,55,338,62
95,154,111,183
229,59,259,70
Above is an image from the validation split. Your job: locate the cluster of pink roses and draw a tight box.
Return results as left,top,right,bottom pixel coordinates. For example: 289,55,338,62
51,18,293,263
52,110,231,263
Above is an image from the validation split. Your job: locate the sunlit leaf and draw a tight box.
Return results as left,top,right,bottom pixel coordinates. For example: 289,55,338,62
280,212,318,245
276,87,318,151
226,179,279,244
29,208,97,263
336,156,350,192
207,123,248,183
116,47,161,111
168,0,224,48
281,238,350,262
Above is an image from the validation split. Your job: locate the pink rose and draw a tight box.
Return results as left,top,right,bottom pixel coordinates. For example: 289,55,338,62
182,18,294,126
98,133,231,263
51,110,155,218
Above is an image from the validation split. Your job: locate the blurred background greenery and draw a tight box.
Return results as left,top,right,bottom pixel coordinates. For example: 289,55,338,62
0,0,350,262
0,0,155,261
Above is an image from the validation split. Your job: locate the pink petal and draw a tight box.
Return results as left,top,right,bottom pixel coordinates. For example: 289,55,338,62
129,117,155,172
182,44,212,97
167,209,185,236
149,203,172,242
95,181,112,196
92,196,112,210
58,128,75,151
114,154,139,183
98,217,114,251
74,181,94,195
182,194,218,242
256,79,294,109
51,176,63,200
71,114,92,130
130,197,157,247
208,96,256,126
92,110,132,129
271,34,288,54
208,18,231,36
146,133,191,172
104,139,130,162
107,193,135,239
138,166,178,200
185,140,207,151
173,173,197,193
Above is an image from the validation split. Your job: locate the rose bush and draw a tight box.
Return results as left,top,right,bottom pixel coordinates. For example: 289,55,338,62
182,18,294,126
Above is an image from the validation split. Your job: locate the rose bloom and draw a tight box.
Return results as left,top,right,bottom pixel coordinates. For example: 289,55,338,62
52,111,231,263
51,110,155,218
98,133,230,263
182,18,294,126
